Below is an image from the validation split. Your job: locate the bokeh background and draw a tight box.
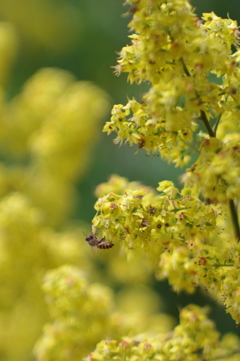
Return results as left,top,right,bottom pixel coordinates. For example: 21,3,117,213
0,0,240,354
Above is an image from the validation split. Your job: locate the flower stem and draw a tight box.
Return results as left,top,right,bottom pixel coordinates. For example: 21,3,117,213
213,113,222,135
200,110,215,137
180,58,191,77
180,59,216,138
180,58,239,243
229,199,240,242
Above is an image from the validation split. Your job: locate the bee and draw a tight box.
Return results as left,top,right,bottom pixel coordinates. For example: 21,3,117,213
85,232,99,247
85,232,114,250
97,240,114,249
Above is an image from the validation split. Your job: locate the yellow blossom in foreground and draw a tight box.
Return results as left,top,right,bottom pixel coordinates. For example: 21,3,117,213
91,175,240,324
0,192,96,361
88,305,240,361
34,266,175,361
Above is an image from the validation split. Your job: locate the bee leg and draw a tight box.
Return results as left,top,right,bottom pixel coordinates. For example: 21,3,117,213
97,237,105,244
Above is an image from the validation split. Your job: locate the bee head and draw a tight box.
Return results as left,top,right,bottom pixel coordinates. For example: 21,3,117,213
85,233,94,242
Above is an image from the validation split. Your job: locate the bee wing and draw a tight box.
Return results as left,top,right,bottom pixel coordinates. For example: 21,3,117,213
90,245,98,253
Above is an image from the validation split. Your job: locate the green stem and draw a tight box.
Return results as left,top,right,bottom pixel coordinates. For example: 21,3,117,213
229,199,240,242
212,113,222,135
202,115,240,243
200,110,215,137
180,59,215,138
180,58,240,243
180,58,191,77
169,207,190,213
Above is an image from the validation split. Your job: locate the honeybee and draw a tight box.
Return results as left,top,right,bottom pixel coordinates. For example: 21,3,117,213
85,232,114,250
97,241,114,249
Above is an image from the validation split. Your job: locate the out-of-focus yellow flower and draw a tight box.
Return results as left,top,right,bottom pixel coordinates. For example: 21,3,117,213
116,285,162,315
0,50,110,360
0,192,97,361
1,67,110,226
3,68,75,156
30,80,110,181
34,265,176,361
0,0,82,53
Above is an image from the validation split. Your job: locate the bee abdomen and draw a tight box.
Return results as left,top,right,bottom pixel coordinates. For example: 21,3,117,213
97,241,114,249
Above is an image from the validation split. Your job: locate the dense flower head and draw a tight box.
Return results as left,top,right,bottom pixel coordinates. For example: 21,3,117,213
184,137,240,203
104,100,195,166
94,1,240,326
34,265,175,361
91,175,240,324
157,240,240,300
104,0,240,168
34,265,114,361
1,1,240,359
87,305,240,361
92,175,218,254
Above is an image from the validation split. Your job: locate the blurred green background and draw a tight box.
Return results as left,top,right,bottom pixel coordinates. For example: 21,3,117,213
1,0,240,336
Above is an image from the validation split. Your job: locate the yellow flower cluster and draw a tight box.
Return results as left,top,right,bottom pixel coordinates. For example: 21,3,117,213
88,305,240,361
103,0,240,168
1,67,109,225
0,192,93,361
90,0,240,327
0,25,111,360
34,265,114,361
1,0,240,358
93,175,218,255
184,138,240,203
34,265,175,361
91,174,240,323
